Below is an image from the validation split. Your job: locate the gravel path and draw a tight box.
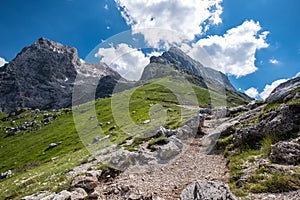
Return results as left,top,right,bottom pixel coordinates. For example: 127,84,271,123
99,119,229,200
71,117,300,199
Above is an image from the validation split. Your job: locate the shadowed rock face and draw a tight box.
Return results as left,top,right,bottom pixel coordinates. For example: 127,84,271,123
0,39,251,113
142,47,231,90
0,38,122,113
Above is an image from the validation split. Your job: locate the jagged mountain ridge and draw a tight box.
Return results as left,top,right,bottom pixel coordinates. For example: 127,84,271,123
0,38,251,113
141,47,235,90
141,47,252,101
0,38,123,113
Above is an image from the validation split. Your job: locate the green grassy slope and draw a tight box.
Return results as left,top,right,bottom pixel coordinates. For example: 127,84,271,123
0,76,249,199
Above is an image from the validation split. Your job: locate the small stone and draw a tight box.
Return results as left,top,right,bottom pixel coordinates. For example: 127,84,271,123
0,170,12,179
89,190,100,198
71,175,99,190
109,125,116,131
92,136,101,144
70,188,88,200
45,143,59,151
127,191,142,200
142,120,151,124
85,170,102,179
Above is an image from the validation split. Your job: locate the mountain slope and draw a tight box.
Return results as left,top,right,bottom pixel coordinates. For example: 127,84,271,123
140,47,252,103
1,39,296,199
141,47,229,88
0,38,122,113
1,75,298,200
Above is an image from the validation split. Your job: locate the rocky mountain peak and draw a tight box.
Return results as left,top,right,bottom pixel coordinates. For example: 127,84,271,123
0,38,123,113
143,47,252,103
149,46,203,76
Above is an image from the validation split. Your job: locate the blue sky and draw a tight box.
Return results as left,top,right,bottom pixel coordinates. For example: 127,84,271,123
0,0,299,99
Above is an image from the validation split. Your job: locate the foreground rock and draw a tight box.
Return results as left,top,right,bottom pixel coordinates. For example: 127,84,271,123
156,136,183,163
270,137,300,165
180,181,238,200
233,104,300,146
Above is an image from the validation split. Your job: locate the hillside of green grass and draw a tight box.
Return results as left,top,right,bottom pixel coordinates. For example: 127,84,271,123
0,76,249,199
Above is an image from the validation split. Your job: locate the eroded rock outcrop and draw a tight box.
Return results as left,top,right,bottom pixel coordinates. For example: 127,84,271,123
180,181,238,200
233,104,300,146
270,137,300,165
0,38,123,113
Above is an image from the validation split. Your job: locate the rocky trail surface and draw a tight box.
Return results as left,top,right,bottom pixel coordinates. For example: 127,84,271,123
101,119,229,200
22,99,300,200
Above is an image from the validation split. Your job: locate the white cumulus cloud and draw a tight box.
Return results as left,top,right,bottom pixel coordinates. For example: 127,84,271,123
95,43,155,81
259,79,287,100
245,87,259,99
0,57,7,67
115,0,223,47
269,59,279,65
187,20,269,77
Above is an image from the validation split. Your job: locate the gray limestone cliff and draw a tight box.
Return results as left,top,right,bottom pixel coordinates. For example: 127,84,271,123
0,38,122,113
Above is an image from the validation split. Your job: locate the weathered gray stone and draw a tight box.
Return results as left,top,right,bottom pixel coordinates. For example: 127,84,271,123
270,137,300,165
47,190,71,200
70,188,88,200
85,170,102,179
21,192,53,200
233,105,299,146
180,181,238,200
176,125,195,140
109,149,155,170
156,136,183,163
226,105,249,117
293,92,300,100
71,175,99,190
0,38,123,113
127,191,142,200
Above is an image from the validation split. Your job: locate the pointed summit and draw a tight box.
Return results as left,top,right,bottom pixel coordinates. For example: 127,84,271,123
141,46,253,102
0,38,123,113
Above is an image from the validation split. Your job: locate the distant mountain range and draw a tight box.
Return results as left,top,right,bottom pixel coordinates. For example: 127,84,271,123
0,38,252,113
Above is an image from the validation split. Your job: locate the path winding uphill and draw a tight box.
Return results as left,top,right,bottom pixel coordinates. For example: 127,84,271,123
22,114,300,200
94,118,230,200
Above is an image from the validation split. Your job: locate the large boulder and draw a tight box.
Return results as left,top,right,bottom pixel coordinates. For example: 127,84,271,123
180,181,238,200
108,149,156,170
233,105,300,146
176,125,196,140
156,136,183,163
270,137,300,165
